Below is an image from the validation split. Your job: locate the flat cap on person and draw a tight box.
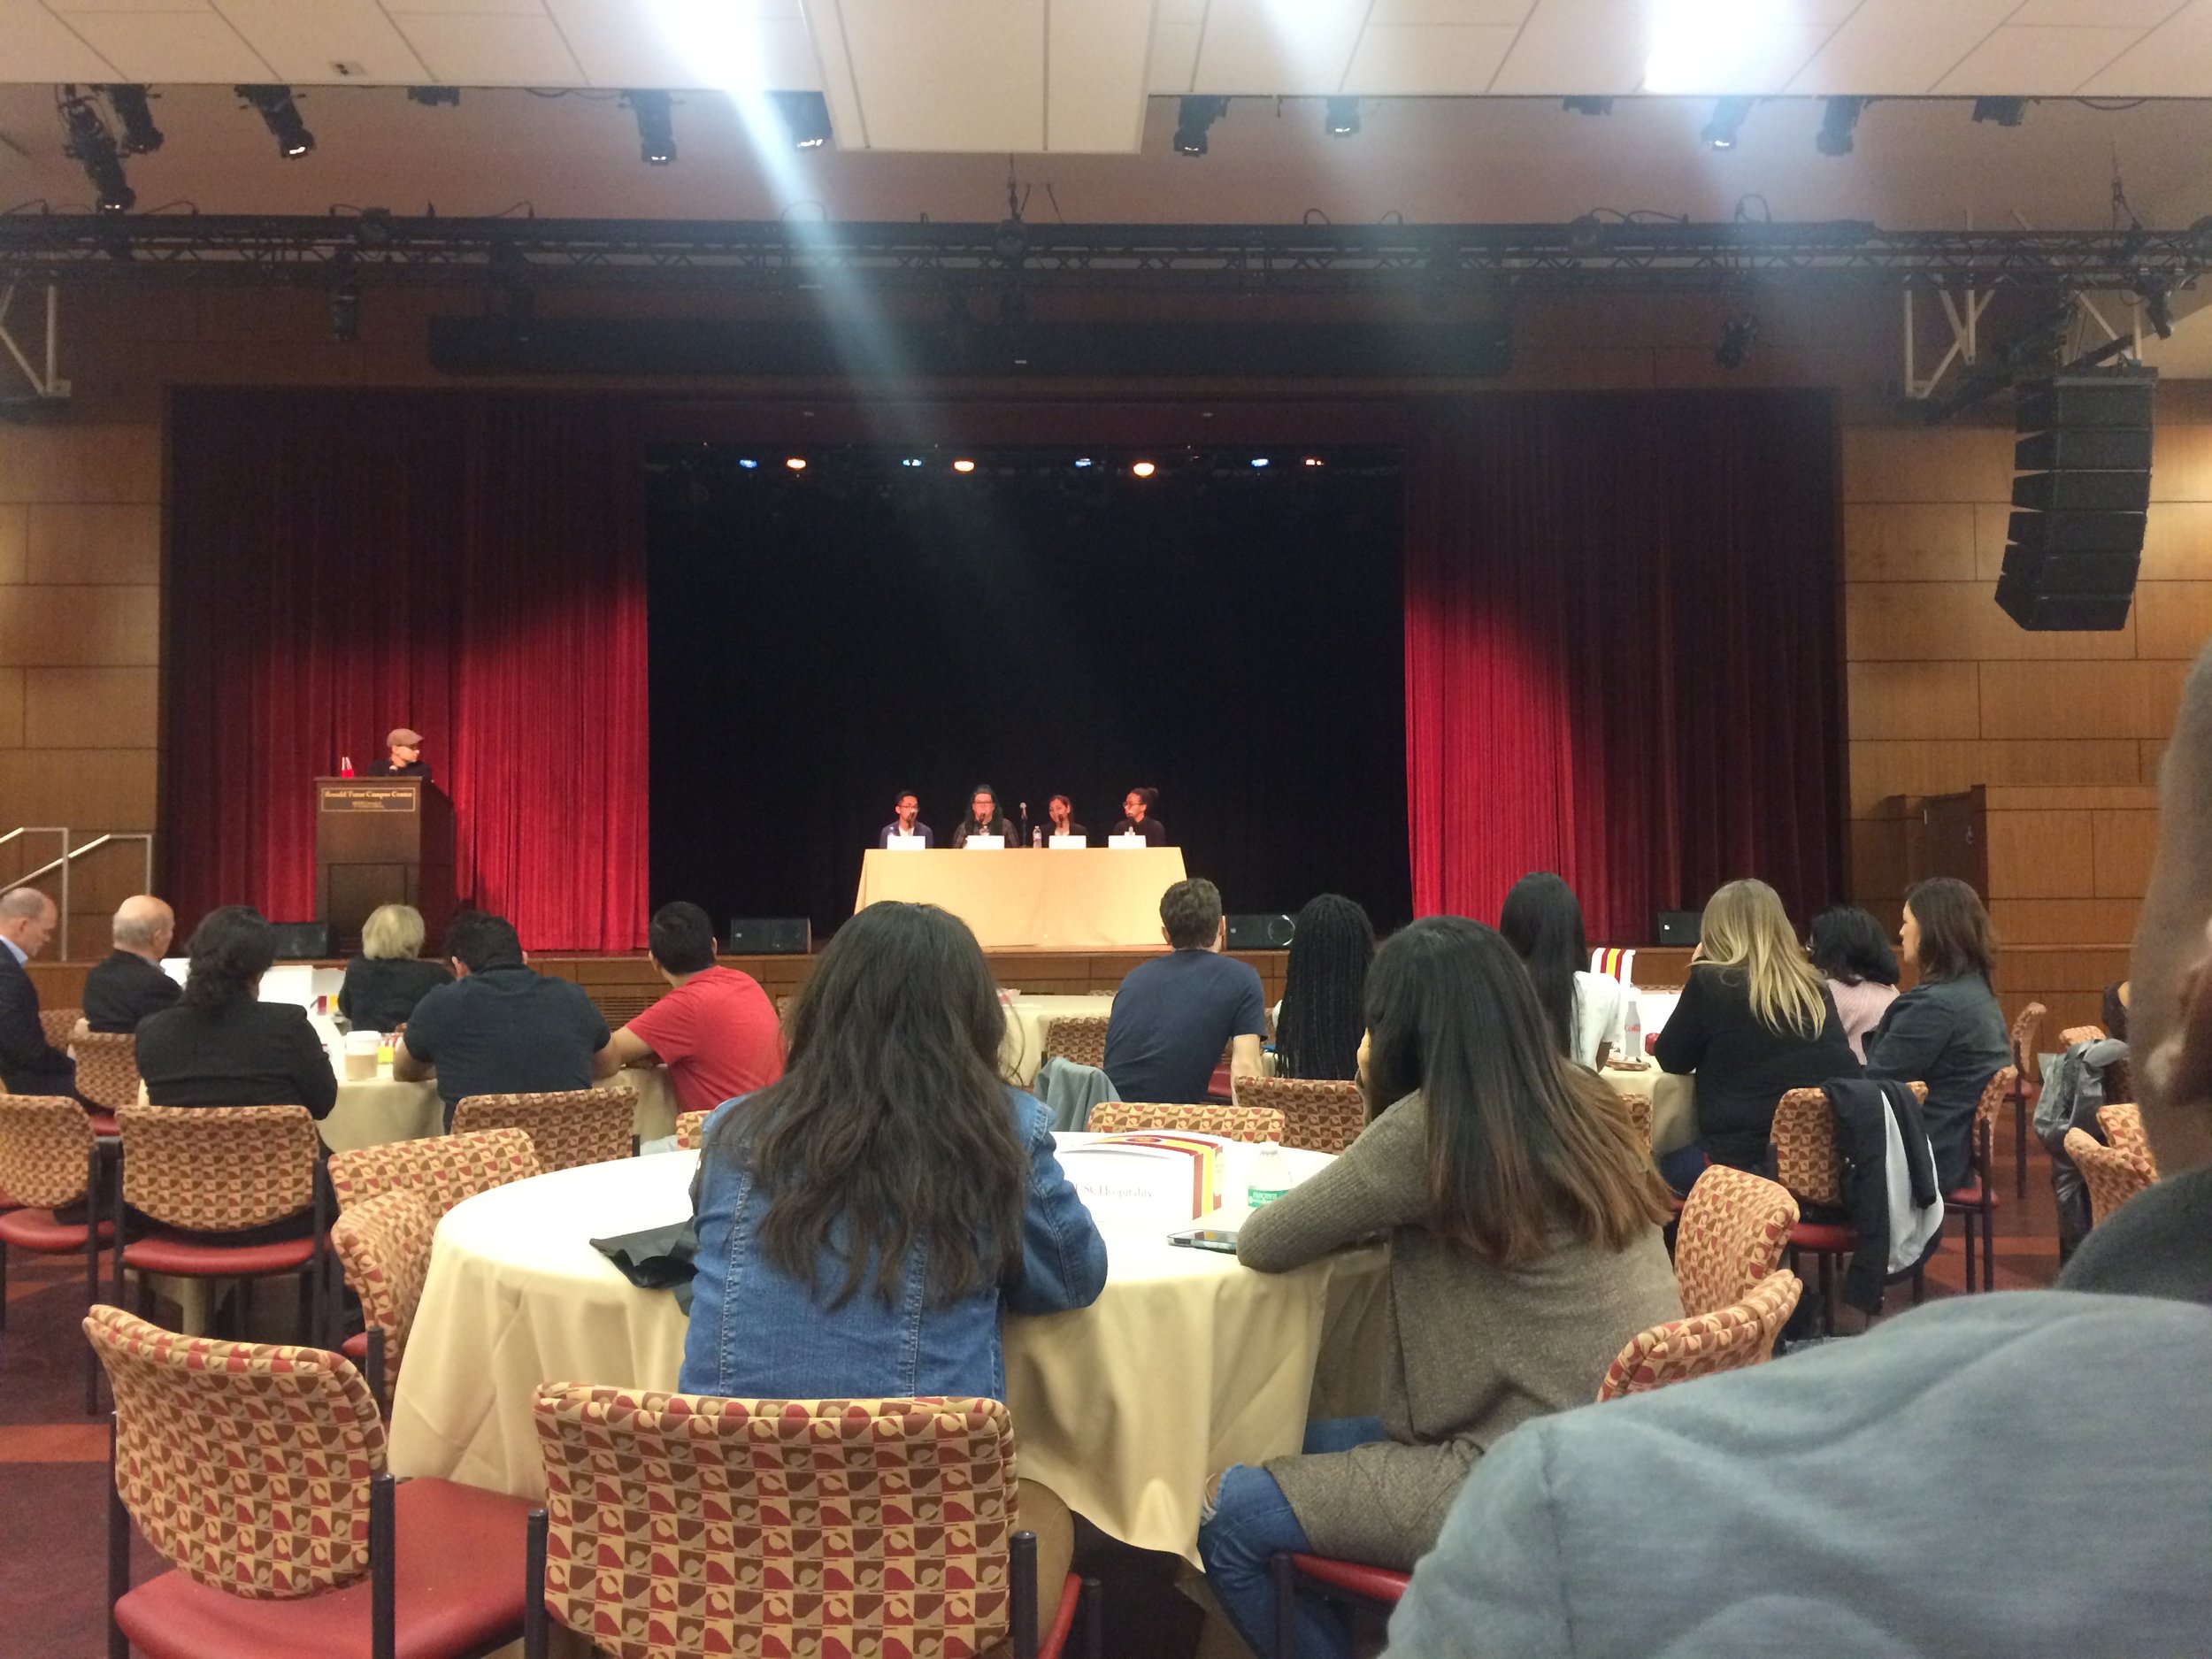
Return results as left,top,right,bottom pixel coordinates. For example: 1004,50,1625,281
388,727,423,749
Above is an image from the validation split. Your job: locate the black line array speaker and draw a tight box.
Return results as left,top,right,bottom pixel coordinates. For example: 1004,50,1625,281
726,918,811,955
268,921,334,960
1225,913,1297,949
1997,371,2154,631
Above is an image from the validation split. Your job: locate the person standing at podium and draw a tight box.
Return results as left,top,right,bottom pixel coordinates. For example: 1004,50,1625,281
372,727,428,779
879,791,933,849
950,785,1014,848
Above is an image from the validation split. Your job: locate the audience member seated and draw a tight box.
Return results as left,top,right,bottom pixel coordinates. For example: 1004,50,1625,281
1499,871,1622,1068
135,906,337,1118
336,902,452,1033
81,895,180,1034
394,910,612,1128
1102,878,1267,1102
1199,915,1680,1659
2103,978,2131,1043
0,885,78,1098
1271,893,1374,1081
1864,877,2010,1194
1808,903,1901,1064
603,900,783,1115
1654,879,1859,1192
680,900,1107,1629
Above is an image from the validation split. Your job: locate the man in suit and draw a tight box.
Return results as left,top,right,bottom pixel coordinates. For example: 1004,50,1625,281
0,886,77,1098
82,894,181,1033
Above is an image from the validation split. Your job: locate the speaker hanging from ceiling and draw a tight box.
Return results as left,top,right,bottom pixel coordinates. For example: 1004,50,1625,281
1997,370,2154,631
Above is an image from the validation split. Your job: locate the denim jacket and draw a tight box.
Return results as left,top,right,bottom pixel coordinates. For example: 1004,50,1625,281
679,1087,1109,1401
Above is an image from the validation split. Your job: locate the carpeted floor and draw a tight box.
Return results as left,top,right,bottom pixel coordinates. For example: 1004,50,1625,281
3,1116,2069,1659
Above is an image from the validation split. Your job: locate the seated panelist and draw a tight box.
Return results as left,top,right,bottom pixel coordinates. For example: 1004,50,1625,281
1046,795,1087,841
1110,787,1165,845
879,790,933,849
950,784,1015,848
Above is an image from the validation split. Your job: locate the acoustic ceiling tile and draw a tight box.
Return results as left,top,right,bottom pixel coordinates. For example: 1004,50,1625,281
62,8,272,79
824,0,1047,152
1368,0,1532,22
212,0,431,82
0,0,121,78
1343,23,1523,94
1048,0,1156,151
2010,0,2185,23
545,0,818,88
1147,19,1202,91
1932,25,2146,94
1786,0,2024,95
2080,0,2212,94
379,0,546,14
386,12,584,82
1488,0,1656,95
1192,0,1371,94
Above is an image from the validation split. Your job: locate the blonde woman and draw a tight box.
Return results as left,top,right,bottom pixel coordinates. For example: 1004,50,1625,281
1654,879,1860,1190
337,902,451,1033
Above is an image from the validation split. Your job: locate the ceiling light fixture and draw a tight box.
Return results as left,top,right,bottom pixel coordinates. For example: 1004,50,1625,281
1972,97,2026,127
59,91,133,213
1325,97,1359,137
102,85,162,154
771,91,833,150
236,85,314,157
1562,97,1614,116
1174,96,1228,157
626,90,676,164
1714,310,1757,370
1701,97,1753,150
1816,96,1863,157
1250,457,1270,467
406,87,461,108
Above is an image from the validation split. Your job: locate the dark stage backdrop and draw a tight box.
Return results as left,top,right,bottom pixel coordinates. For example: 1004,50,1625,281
162,389,650,951
1406,391,1844,940
647,451,1413,939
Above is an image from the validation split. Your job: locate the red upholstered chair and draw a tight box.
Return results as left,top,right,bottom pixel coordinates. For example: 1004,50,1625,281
1041,1016,1110,1071
1595,1271,1803,1401
330,1190,436,1409
1084,1102,1287,1143
673,1110,708,1150
450,1087,634,1173
84,1302,534,1659
1947,1067,2015,1294
525,1385,1101,1659
328,1125,541,1217
0,1094,115,1413
1671,1165,1799,1317
1230,1075,1368,1156
2096,1101,2156,1170
1770,1087,1854,1336
111,1103,331,1348
1270,1555,1409,1659
2004,1002,2046,1197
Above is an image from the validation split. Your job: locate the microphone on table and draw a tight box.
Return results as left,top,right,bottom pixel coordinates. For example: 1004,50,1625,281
1018,802,1030,844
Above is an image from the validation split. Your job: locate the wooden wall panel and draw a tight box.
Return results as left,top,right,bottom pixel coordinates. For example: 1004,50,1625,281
0,504,24,585
1846,662,1980,740
2139,503,2212,580
0,585,160,667
0,749,157,831
2150,424,2212,501
1986,899,2143,946
23,666,160,748
1984,810,2095,900
1846,739,2139,818
0,425,159,504
2133,582,2212,661
0,667,20,749
2092,808,2159,900
25,503,159,585
1839,503,1978,582
1974,661,2187,742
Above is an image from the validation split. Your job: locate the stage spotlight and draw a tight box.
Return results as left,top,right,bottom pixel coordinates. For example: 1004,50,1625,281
952,458,977,472
1701,96,1753,150
1302,457,1324,467
1249,457,1270,468
1714,311,1757,370
772,91,833,150
626,91,675,164
1073,457,1094,468
236,85,314,157
2141,284,2176,340
1816,96,1863,157
1325,97,1359,137
1972,97,2025,127
901,457,924,468
103,85,162,153
1562,97,1614,116
1174,96,1228,157
1131,460,1157,478
406,87,461,108
784,457,806,471
59,93,134,213
738,458,759,469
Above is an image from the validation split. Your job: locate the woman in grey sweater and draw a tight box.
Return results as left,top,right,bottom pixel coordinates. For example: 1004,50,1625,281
1197,916,1683,1659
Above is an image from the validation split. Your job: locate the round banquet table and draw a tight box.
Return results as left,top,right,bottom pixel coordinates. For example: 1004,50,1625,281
997,993,1118,1086
388,1137,1386,1564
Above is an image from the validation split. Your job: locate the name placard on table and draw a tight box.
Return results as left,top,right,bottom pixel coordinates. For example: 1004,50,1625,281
964,835,1006,849
885,833,927,850
1106,833,1148,849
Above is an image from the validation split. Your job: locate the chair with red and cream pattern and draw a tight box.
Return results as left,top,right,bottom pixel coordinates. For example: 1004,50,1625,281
327,1125,540,1217
1230,1075,1367,1156
1595,1270,1803,1402
1084,1102,1287,1143
524,1385,1100,1659
71,1030,141,1137
1947,1067,2015,1294
1769,1088,1852,1335
1617,1093,1654,1151
0,1094,113,1412
2065,1126,2158,1227
1671,1164,1799,1317
673,1110,708,1150
1041,1016,1110,1071
450,1087,634,1174
2004,1002,2046,1198
39,1006,84,1050
2096,1101,2156,1170
84,1302,534,1659
111,1103,330,1347
330,1190,437,1409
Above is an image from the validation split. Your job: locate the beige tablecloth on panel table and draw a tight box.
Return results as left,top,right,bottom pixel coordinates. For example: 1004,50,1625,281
855,848,1189,949
388,1138,1386,1564
1597,1064,1697,1156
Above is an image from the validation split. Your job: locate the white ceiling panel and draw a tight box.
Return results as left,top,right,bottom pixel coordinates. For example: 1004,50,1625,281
212,0,428,82
64,9,271,78
45,0,214,13
0,0,119,77
1786,0,2024,95
1368,0,1532,22
1344,24,1521,94
386,13,583,82
2011,0,2183,23
1193,0,1369,95
2081,0,2212,95
1156,0,1205,20
1147,19,1202,90
1489,0,1654,94
821,0,1046,151
546,0,819,88
1047,0,1156,151
1933,26,2143,94
379,0,546,15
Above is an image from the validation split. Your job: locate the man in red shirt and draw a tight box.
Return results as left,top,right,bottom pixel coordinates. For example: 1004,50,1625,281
603,901,783,1117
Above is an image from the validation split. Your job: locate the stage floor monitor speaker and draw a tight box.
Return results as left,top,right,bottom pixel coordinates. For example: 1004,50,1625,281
1655,912,1702,948
268,921,334,960
1226,913,1296,949
726,918,811,955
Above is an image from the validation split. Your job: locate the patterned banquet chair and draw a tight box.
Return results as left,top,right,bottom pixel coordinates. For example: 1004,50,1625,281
674,1109,708,1150
2065,1125,2158,1227
1770,1083,1929,1335
450,1086,634,1173
328,1125,541,1215
1084,1102,1287,1143
1230,1075,1367,1156
1671,1164,1799,1317
85,1302,534,1659
1946,1067,2015,1294
2096,1101,2157,1169
71,1030,142,1137
1617,1092,1654,1149
2004,1001,2047,1197
330,1189,437,1408
40,1005,84,1049
1041,1016,1110,1071
0,1093,113,1413
525,1385,1099,1659
1595,1270,1804,1401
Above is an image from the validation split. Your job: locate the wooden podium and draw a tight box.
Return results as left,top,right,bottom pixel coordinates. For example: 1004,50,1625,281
314,777,456,951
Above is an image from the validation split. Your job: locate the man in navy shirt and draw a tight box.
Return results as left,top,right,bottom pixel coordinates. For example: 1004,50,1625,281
1103,878,1268,1104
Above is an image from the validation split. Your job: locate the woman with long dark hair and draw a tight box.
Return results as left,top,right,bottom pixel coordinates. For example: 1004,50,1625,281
1498,872,1622,1067
1198,917,1680,1659
1808,904,1901,1064
134,905,337,1118
1866,877,2011,1192
681,902,1108,1624
1272,894,1374,1080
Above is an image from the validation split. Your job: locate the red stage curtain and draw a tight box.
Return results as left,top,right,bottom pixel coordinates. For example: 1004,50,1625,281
162,389,649,950
1405,392,1842,941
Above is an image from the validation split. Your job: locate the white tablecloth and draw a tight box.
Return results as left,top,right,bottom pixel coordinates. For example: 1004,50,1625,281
388,1137,1385,1563
998,994,1118,1085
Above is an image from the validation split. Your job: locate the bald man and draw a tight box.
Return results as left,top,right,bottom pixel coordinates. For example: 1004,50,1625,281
0,886,75,1098
83,894,180,1034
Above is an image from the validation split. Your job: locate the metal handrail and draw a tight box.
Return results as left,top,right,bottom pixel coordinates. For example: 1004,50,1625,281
1,828,154,959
